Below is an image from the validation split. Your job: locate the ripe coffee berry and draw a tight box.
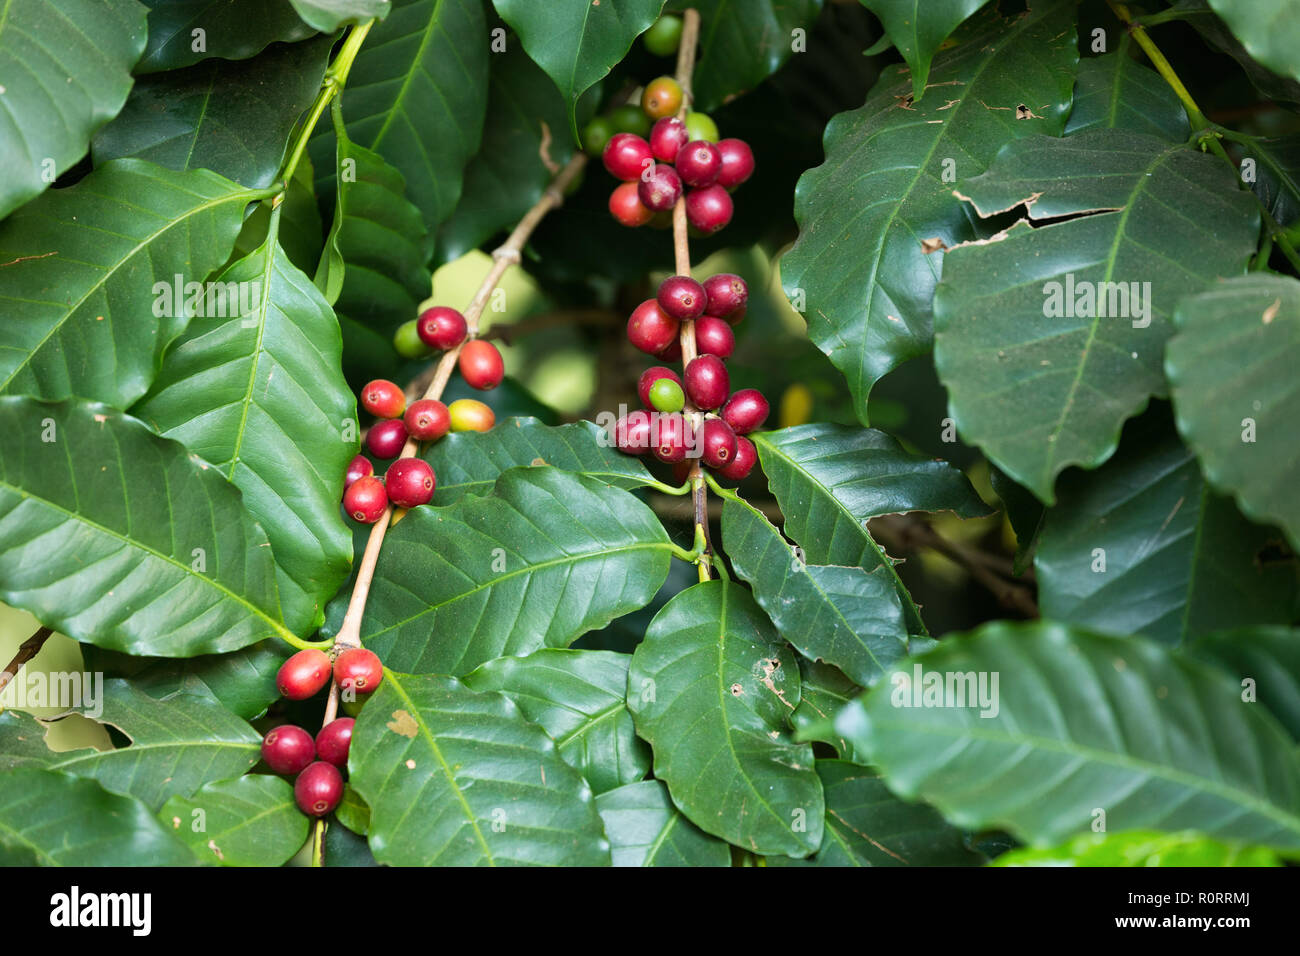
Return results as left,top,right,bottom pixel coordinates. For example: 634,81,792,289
657,275,707,321
417,306,468,350
609,181,653,226
701,418,739,470
658,338,683,361
722,388,770,434
344,475,388,523
719,435,757,481
652,413,692,464
366,418,409,459
638,366,682,409
650,117,689,162
627,299,680,355
361,379,405,419
295,761,343,818
715,138,755,189
277,649,332,701
315,718,355,767
685,185,733,234
459,339,504,390
613,410,652,454
693,316,735,359
685,354,730,410
602,132,653,181
448,398,495,432
649,377,686,413
385,457,435,508
261,725,316,775
642,76,683,119
675,141,722,188
404,399,450,441
344,454,373,488
702,273,748,318
638,163,682,212
335,647,384,695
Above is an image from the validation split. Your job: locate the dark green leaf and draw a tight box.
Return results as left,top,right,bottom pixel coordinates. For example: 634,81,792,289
596,780,731,866
335,784,371,835
290,0,390,32
1064,51,1189,141
159,774,308,866
690,0,824,111
1184,627,1300,742
324,818,380,865
137,0,316,74
857,0,989,100
989,466,1042,577
994,829,1285,867
790,658,867,764
1174,0,1300,104
1207,0,1300,85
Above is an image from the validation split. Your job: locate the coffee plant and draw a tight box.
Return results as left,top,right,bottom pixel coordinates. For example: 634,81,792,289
1,0,1299,871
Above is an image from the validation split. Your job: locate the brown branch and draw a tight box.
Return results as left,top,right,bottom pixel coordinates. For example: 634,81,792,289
0,626,54,695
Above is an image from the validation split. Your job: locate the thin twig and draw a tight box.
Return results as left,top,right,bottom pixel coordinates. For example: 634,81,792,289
0,626,54,695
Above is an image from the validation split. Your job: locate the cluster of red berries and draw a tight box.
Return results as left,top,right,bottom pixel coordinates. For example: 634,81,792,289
264,646,383,817
612,273,768,480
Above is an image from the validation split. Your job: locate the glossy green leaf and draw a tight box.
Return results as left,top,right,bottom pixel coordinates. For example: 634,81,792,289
159,775,308,866
360,467,674,674
335,784,371,835
1035,407,1296,646
0,399,296,656
92,36,331,189
137,0,316,73
290,0,390,32
1166,274,1300,551
722,495,908,686
596,780,731,867
790,658,868,764
858,0,989,100
627,579,824,858
934,129,1258,502
0,769,197,866
324,818,380,865
1064,51,1189,141
768,759,984,866
0,0,146,218
752,423,990,633
465,649,650,795
994,829,1284,867
0,160,258,408
690,0,824,111
1184,627,1300,742
1236,134,1300,228
1208,0,1300,85
423,418,656,505
492,0,664,141
233,157,326,277
836,621,1300,848
349,671,611,865
0,681,261,810
133,211,357,635
781,0,1077,422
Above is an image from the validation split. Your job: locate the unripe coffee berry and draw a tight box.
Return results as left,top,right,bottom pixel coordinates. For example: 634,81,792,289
448,398,495,432
610,104,652,138
343,475,388,523
657,275,707,321
702,273,748,318
701,418,739,470
393,319,431,359
581,116,615,157
641,76,683,119
722,388,770,434
638,366,682,409
277,649,332,701
315,718,355,768
613,410,652,454
693,316,735,358
417,306,468,350
335,647,384,695
603,132,653,181
609,181,654,226
650,117,689,162
649,378,686,413
719,435,757,481
385,457,435,508
638,163,682,212
294,762,343,818
459,339,505,390
675,141,722,188
366,418,409,459
685,354,730,410
404,399,450,442
261,724,316,775
344,454,373,488
685,185,733,234
627,299,680,355
361,379,405,419
684,111,718,143
652,413,692,464
643,14,684,56
715,138,755,189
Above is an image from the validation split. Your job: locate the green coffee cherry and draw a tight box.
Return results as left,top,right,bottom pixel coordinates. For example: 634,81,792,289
610,104,652,138
684,111,719,143
581,116,615,157
643,15,683,56
649,377,686,413
393,319,432,359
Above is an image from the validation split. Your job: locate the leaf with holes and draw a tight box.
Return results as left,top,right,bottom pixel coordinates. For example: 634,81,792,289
596,780,732,867
858,0,990,101
159,775,308,866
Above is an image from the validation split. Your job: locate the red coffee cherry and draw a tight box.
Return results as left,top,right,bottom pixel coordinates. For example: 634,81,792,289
277,649,332,701
404,399,450,442
652,412,692,464
718,435,757,481
657,275,707,321
609,181,653,226
344,454,373,488
627,299,680,355
658,338,683,361
675,140,722,188
702,273,748,318
261,724,316,775
459,339,505,390
638,163,682,212
722,388,770,434
715,138,755,189
385,457,435,508
684,354,730,411
638,366,683,409
613,410,653,454
602,132,653,181
416,306,468,350
366,418,409,459
360,379,405,419
315,718,355,768
343,475,388,523
701,418,738,470
693,316,734,359
334,647,384,695
650,117,689,162
685,185,733,234
294,762,343,818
